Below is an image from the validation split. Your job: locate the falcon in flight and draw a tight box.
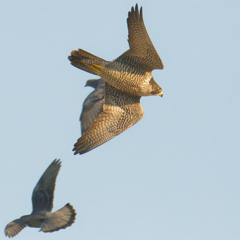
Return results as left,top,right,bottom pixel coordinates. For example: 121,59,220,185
69,4,164,97
70,4,164,154
74,81,144,154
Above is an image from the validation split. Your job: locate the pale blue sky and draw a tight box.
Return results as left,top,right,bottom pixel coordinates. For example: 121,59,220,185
1,0,240,240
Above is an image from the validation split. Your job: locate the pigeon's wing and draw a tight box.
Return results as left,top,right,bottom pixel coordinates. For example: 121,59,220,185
73,83,144,154
80,87,105,135
116,4,164,70
32,159,61,213
5,219,26,238
40,203,76,233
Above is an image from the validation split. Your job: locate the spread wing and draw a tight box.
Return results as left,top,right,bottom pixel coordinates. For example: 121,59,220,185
40,203,76,233
5,219,26,238
80,85,105,135
74,103,124,154
32,159,61,213
73,83,144,155
116,4,164,70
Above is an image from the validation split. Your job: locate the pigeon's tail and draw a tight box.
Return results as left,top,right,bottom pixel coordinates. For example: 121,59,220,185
5,220,26,238
40,203,76,233
68,49,107,76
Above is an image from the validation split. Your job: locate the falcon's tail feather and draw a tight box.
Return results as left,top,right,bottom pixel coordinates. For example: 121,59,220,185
68,49,107,76
40,203,76,233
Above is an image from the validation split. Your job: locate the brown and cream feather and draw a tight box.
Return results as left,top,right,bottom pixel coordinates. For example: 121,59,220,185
68,4,164,97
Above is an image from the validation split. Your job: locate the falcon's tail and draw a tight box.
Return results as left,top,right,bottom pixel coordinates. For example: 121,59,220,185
40,203,76,233
68,49,107,76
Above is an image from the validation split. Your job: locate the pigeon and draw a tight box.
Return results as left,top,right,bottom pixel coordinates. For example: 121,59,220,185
80,78,105,135
4,159,76,238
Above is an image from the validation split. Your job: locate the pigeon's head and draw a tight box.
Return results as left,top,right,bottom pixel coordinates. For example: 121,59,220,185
85,78,104,89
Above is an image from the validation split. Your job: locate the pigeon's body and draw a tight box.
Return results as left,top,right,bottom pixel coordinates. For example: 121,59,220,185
80,78,105,135
69,4,164,97
4,159,76,238
73,82,144,154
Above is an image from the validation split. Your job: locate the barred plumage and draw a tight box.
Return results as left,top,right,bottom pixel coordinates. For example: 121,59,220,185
73,82,144,154
68,4,164,97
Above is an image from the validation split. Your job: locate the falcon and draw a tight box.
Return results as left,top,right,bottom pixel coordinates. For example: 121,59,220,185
4,159,76,238
69,4,164,97
73,82,144,154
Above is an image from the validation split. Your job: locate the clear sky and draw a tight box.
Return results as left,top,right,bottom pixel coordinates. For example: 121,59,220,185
1,0,240,240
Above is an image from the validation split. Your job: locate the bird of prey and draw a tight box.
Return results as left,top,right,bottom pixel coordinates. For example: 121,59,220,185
68,4,164,97
80,78,105,135
4,159,76,238
73,82,144,154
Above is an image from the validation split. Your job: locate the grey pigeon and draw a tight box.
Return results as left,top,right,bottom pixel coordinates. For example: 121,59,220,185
4,159,76,238
80,78,105,135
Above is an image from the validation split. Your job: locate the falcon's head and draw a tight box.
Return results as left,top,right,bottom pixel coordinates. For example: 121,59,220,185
149,78,163,97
